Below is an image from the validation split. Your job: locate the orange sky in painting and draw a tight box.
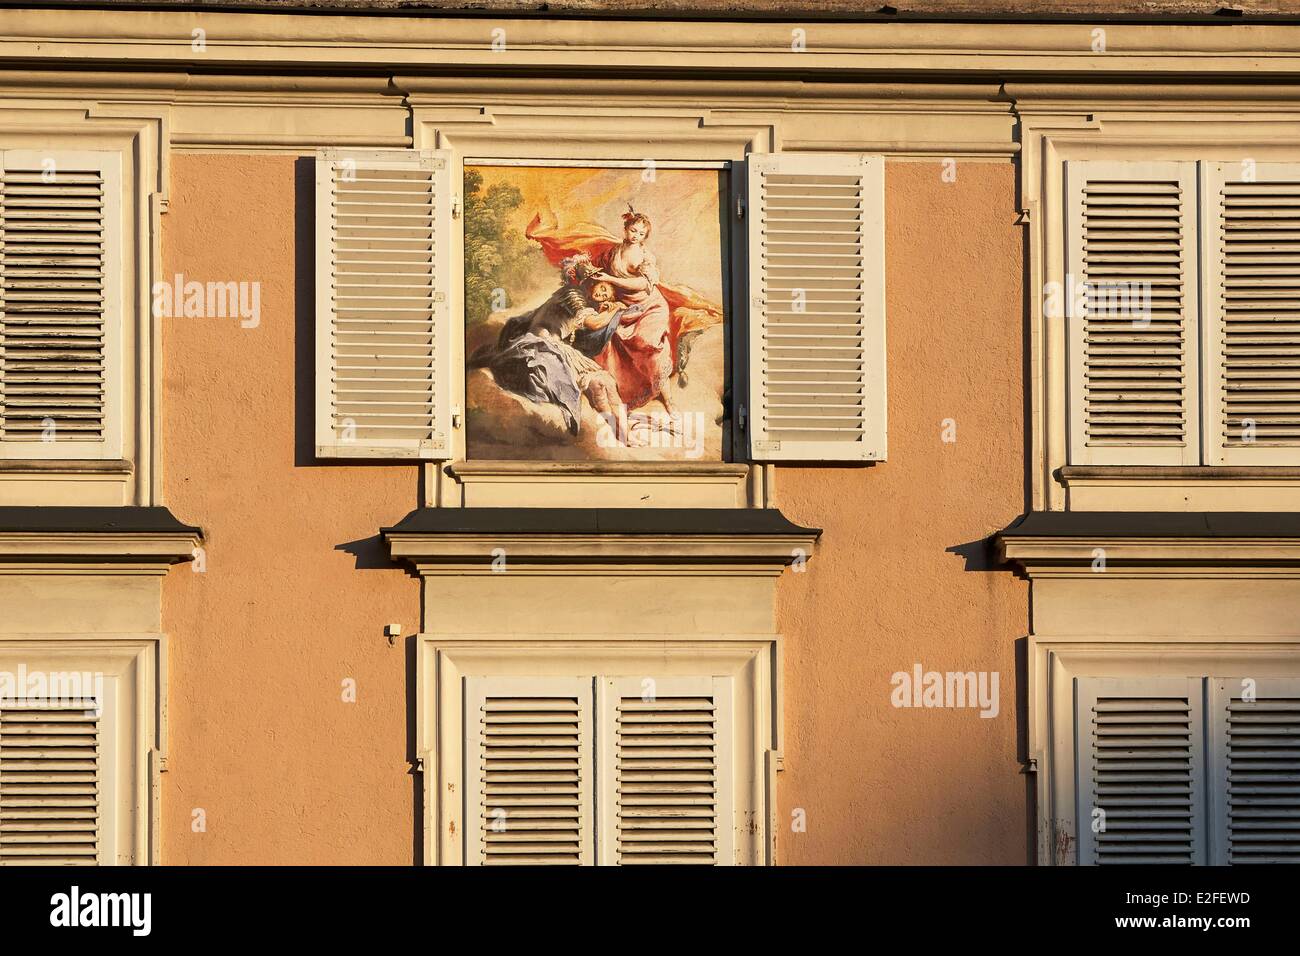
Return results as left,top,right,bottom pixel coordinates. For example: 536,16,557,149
469,164,727,301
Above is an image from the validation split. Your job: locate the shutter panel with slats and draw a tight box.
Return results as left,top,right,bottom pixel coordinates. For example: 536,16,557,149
315,149,453,459
1205,163,1300,464
0,150,122,459
0,700,101,865
747,153,885,462
463,676,594,866
1076,677,1206,865
598,676,734,866
1210,678,1300,864
1065,161,1199,465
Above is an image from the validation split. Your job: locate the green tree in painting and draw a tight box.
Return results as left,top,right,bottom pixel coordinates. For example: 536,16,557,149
464,168,530,327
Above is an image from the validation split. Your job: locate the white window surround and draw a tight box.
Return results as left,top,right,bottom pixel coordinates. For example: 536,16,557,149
0,636,161,866
1018,110,1300,512
0,107,168,508
1035,644,1300,866
416,634,779,866
312,115,883,496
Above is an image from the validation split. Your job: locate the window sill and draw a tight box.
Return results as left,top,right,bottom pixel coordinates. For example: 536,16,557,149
1057,465,1300,511
445,460,754,508
0,459,132,475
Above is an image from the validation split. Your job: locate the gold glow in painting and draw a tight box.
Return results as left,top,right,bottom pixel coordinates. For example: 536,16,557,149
464,164,728,461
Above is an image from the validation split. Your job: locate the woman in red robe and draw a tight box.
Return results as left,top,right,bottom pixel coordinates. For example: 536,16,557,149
526,207,722,416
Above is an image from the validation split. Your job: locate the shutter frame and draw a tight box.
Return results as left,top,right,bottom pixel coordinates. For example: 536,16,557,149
1205,162,1300,465
1209,677,1300,865
746,152,885,462
598,675,735,866
0,149,123,460
463,675,594,866
314,148,454,459
1075,676,1206,865
1065,160,1200,465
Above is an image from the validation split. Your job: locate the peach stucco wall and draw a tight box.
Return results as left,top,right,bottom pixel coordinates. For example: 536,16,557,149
162,154,1027,864
161,154,420,864
776,162,1030,864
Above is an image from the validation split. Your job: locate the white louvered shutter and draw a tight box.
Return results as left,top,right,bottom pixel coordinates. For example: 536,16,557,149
463,676,594,866
0,699,102,865
598,676,735,866
1076,677,1206,865
315,149,454,459
1205,163,1300,464
747,153,885,462
1209,678,1300,865
0,150,122,459
1065,161,1199,465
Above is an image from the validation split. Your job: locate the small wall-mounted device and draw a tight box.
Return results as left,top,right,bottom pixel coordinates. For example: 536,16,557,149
384,623,401,645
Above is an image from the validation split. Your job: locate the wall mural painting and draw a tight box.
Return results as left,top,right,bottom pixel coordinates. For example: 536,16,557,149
464,164,728,461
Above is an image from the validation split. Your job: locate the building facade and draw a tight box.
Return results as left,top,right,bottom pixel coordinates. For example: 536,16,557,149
0,1,1297,866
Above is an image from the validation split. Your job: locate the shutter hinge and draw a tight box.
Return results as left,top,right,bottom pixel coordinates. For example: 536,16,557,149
451,405,462,429
736,196,746,220
451,195,461,220
737,403,747,431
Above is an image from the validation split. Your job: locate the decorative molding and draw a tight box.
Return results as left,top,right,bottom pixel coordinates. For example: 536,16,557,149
0,459,133,475
1000,535,1300,577
389,531,814,573
0,531,201,564
9,12,1300,76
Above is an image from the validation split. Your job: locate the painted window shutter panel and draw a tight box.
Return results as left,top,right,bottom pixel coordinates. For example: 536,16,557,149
1204,163,1300,464
598,676,734,866
0,700,102,865
746,153,886,462
1075,677,1206,865
0,149,123,459
1065,161,1199,465
315,149,454,459
1209,678,1300,865
463,676,594,866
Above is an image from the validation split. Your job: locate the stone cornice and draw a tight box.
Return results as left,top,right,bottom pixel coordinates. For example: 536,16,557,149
0,531,201,567
0,507,201,566
6,11,1300,79
998,511,1300,576
384,507,819,572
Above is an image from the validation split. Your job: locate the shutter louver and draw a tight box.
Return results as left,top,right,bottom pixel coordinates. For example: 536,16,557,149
600,677,734,866
1212,680,1300,864
1065,161,1199,465
0,150,121,459
747,153,885,462
1207,163,1300,464
0,701,99,866
464,677,593,866
1077,678,1206,865
614,695,718,864
315,149,453,459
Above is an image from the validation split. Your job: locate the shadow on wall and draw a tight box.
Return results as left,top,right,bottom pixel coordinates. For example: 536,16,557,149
294,155,318,469
945,538,1036,864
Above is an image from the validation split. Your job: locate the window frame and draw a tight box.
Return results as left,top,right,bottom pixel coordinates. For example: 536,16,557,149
1036,643,1300,866
1020,114,1300,511
0,635,160,866
456,156,741,467
416,633,778,867
0,148,126,462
